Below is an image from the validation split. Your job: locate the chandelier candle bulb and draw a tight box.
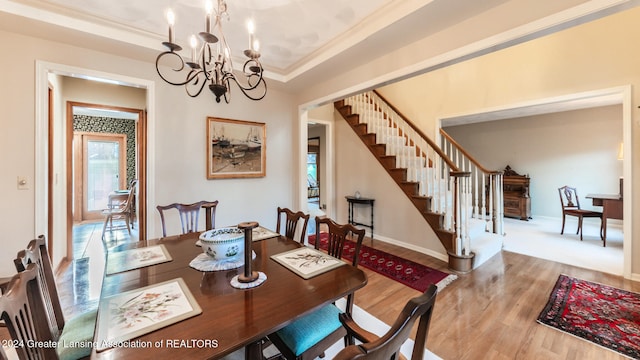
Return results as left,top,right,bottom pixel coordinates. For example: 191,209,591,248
205,0,213,33
247,19,255,50
166,9,175,44
190,35,198,62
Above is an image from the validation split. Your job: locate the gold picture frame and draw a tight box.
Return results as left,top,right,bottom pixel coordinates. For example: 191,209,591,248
206,117,266,179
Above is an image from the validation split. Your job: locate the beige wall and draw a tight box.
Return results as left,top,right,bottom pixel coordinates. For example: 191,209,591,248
443,106,623,218
0,29,297,276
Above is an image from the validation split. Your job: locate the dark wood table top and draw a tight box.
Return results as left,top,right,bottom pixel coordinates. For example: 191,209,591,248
586,193,623,201
91,232,367,359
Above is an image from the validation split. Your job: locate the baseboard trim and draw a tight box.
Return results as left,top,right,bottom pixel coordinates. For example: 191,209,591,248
367,232,449,263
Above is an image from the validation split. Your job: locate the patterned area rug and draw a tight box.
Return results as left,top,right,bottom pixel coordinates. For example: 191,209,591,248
537,274,640,359
309,233,456,292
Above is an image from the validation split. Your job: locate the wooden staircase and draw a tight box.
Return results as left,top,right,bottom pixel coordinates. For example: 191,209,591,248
335,102,455,252
334,92,479,271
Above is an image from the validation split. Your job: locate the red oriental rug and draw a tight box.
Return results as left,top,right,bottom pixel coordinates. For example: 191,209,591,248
309,233,456,293
537,274,640,359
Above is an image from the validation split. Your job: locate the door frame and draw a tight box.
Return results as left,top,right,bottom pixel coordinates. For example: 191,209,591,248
35,60,155,266
298,110,334,218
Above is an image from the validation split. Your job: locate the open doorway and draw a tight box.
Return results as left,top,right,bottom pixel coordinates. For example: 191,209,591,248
306,122,332,235
307,137,321,205
37,64,152,270
438,86,632,277
67,102,144,258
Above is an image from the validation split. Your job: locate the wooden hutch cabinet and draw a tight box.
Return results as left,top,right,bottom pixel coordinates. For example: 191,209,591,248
502,165,531,220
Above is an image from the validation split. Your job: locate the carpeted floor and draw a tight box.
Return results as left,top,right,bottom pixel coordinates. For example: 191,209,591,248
309,233,457,292
537,274,640,359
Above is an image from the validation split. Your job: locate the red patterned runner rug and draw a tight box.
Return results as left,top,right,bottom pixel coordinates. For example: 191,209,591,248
537,274,640,359
309,233,456,292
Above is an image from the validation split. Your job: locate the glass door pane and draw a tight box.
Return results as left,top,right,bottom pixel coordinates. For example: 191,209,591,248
86,140,120,211
80,133,126,221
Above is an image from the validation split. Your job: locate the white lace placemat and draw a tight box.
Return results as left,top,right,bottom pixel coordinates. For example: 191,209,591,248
189,251,256,272
230,271,267,289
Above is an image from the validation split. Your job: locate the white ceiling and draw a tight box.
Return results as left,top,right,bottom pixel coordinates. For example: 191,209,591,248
1,0,639,104
2,0,627,86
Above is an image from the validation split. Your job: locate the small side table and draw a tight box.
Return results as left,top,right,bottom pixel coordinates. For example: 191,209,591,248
345,196,375,245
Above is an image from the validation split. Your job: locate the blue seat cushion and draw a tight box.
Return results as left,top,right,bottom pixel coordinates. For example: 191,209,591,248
275,304,343,356
56,309,98,360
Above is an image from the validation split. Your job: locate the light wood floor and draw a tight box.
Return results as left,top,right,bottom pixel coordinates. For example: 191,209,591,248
50,223,639,360
356,240,639,360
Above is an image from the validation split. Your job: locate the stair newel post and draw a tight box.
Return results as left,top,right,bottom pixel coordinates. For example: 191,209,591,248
488,173,495,233
473,166,479,219
448,171,475,274
481,170,487,222
495,172,505,235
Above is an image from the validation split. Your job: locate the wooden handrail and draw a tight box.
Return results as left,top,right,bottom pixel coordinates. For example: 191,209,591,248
372,90,459,172
439,128,501,175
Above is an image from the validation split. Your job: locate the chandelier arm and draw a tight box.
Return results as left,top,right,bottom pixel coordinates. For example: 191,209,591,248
156,51,208,87
224,72,267,101
185,71,210,98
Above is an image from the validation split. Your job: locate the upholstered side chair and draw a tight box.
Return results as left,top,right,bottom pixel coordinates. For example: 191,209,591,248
267,216,365,360
334,284,438,360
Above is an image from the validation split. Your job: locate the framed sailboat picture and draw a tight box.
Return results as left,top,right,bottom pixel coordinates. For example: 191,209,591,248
206,117,266,179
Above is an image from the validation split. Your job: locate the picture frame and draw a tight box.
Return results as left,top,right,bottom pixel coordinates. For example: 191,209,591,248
95,278,202,351
206,117,266,179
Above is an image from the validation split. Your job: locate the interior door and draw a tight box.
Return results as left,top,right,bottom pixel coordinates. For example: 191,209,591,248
80,133,126,221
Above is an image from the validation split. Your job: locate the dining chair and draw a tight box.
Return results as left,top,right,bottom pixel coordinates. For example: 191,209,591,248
0,263,59,359
156,201,205,237
267,216,365,360
14,235,97,360
101,179,138,240
558,185,603,241
202,200,219,231
333,284,438,360
276,207,310,244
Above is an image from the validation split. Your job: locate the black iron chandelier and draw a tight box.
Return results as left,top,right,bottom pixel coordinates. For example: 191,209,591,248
155,0,267,103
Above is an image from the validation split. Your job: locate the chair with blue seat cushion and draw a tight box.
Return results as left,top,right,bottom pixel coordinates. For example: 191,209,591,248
14,235,97,360
267,216,365,360
333,284,438,360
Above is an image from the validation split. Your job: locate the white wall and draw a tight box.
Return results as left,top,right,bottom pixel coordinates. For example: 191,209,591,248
443,106,623,218
0,29,297,277
334,111,445,258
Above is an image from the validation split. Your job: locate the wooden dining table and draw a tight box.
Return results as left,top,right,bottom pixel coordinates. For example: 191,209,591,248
90,231,367,359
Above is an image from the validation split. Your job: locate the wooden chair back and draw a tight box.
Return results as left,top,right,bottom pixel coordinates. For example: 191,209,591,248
276,207,310,243
0,264,58,360
314,217,365,267
334,284,438,360
314,216,365,314
157,202,201,237
202,200,219,230
14,235,65,341
558,185,582,210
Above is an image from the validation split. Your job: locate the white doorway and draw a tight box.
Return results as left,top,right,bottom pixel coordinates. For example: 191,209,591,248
437,86,633,279
35,61,155,265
